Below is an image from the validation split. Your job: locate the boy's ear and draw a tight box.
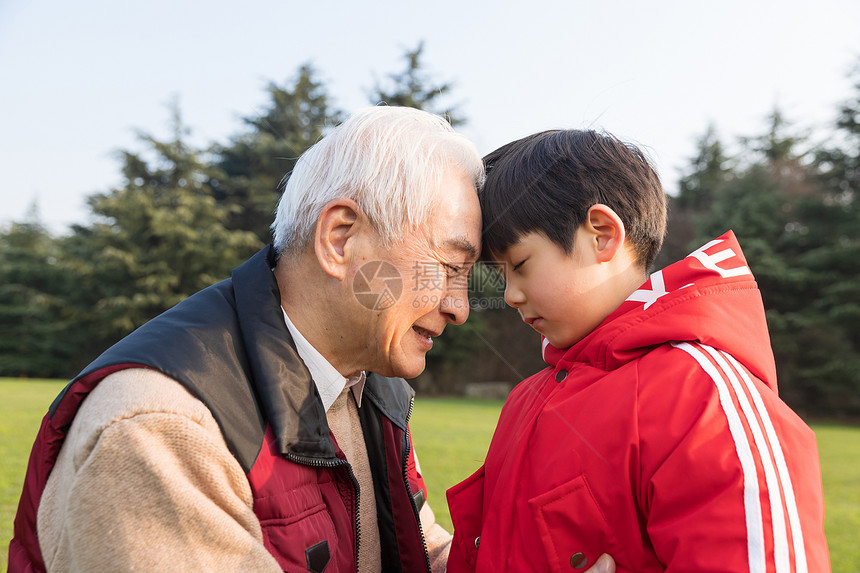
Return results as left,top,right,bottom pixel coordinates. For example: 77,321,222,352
314,198,364,280
585,203,627,263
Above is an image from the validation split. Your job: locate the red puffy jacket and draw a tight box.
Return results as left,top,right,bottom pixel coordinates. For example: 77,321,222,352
9,246,431,573
447,232,830,572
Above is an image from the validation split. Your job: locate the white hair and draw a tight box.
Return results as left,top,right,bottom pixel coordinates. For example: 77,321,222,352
271,106,484,256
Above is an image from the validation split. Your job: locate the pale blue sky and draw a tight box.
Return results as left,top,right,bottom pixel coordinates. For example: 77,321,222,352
1,0,858,232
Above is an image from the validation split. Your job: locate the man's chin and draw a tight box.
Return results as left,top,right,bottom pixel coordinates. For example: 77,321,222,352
386,355,427,380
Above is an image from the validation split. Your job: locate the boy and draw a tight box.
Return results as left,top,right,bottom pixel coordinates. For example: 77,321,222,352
446,130,830,572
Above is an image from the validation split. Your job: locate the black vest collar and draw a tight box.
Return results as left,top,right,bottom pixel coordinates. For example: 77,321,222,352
232,247,414,458
71,246,415,471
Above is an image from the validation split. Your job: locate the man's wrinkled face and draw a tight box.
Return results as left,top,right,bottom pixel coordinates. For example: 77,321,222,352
353,168,481,379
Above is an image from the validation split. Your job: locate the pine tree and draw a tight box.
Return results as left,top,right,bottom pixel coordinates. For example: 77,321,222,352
692,106,860,415
659,126,733,268
676,125,733,211
791,62,860,415
213,64,343,244
0,205,76,376
62,105,260,366
369,42,465,126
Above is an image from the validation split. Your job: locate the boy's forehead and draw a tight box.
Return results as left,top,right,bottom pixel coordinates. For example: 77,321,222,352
498,232,540,254
489,230,567,263
488,239,524,263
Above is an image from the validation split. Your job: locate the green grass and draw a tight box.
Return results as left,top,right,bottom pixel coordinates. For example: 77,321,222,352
1,379,67,573
814,423,860,572
1,381,857,572
409,397,504,531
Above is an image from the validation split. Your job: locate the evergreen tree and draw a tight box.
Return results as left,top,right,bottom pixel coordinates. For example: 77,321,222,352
690,106,860,416
0,206,76,376
659,126,733,268
814,61,859,204
792,62,860,415
369,42,465,126
676,125,733,211
213,64,343,244
697,110,814,305
63,106,260,366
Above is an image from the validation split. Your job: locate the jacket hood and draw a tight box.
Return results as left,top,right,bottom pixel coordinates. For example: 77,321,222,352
542,231,778,390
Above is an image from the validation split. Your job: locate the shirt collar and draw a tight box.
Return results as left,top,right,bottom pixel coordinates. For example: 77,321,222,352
281,308,365,412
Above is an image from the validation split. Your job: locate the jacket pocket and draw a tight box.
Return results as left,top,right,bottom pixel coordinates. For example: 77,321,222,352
256,485,339,572
446,465,485,571
528,475,620,573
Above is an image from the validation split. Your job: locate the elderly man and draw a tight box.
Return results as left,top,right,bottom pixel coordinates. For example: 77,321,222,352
9,107,615,573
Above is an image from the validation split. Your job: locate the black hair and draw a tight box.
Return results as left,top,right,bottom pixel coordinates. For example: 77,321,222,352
480,129,667,270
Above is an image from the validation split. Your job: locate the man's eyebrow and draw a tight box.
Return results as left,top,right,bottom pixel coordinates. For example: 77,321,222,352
443,237,478,260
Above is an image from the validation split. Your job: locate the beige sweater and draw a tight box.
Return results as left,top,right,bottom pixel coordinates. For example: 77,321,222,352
37,368,451,572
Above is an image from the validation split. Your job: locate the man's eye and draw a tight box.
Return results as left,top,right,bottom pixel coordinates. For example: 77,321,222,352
442,263,463,277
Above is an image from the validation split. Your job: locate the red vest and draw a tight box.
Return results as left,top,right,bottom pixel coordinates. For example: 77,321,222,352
9,247,431,573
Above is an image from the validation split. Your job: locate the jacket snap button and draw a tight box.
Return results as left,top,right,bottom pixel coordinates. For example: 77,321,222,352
474,536,481,549
555,369,568,382
570,552,588,568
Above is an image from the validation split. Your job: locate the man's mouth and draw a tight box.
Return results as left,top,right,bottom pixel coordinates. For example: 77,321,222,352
412,325,439,344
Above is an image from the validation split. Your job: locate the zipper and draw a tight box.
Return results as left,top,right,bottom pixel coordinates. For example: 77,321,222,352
286,451,361,571
402,397,432,572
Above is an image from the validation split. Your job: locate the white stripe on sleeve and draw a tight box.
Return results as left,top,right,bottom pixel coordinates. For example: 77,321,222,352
722,351,807,573
701,345,791,573
672,342,766,573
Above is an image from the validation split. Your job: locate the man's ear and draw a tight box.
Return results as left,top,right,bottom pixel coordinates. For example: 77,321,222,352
314,198,363,280
585,203,626,263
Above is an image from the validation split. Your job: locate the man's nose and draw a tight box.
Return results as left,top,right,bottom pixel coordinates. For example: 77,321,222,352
440,282,470,325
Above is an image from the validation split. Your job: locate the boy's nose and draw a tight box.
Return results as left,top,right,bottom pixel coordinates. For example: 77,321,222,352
504,282,525,307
